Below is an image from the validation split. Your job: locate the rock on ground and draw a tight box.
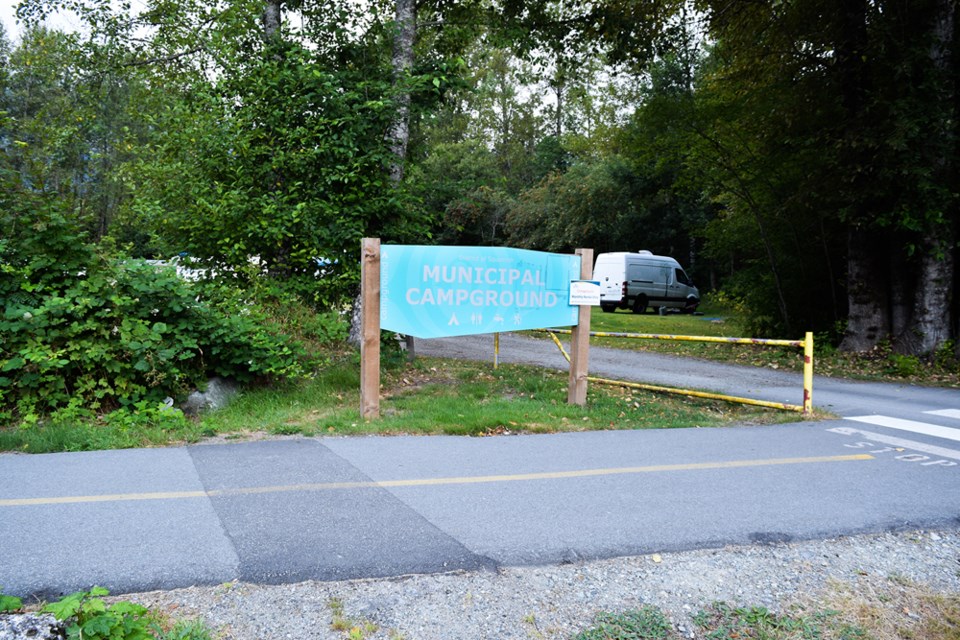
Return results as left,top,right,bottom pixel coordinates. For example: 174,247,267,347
0,614,64,640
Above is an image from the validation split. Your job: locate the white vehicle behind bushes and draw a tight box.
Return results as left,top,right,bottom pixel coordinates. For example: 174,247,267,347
594,251,699,314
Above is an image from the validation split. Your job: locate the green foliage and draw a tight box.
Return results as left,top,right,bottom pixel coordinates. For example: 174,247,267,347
692,601,861,639
507,158,639,254
886,354,922,378
0,206,315,425
125,37,433,308
155,619,214,640
43,587,153,640
40,587,213,640
412,140,508,245
0,399,203,453
573,606,675,639
0,591,23,612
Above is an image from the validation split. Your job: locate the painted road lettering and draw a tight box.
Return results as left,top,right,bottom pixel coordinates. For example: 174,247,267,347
828,426,959,468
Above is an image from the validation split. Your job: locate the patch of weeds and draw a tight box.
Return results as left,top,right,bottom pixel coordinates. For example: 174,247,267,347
523,613,546,639
328,598,379,639
697,600,871,639
268,423,308,436
574,606,676,639
887,572,913,587
154,618,215,640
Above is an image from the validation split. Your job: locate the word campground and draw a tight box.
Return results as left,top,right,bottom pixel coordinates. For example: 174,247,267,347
405,265,559,307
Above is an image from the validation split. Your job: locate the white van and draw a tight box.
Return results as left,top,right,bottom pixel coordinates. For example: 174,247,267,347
593,251,699,314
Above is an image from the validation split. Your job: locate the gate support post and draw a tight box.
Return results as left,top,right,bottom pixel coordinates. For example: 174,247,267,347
568,248,593,406
803,331,814,415
360,238,381,419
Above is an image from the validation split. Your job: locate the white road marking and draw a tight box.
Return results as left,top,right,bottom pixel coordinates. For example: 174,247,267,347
829,426,960,461
845,415,960,443
925,409,960,420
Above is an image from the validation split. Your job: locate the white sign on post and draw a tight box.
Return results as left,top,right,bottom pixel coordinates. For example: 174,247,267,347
569,280,601,306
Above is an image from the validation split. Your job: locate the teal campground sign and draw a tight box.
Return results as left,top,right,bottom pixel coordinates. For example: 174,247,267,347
380,245,582,339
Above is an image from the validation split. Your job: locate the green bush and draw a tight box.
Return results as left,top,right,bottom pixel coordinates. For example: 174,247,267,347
39,587,213,640
886,353,922,377
0,206,318,425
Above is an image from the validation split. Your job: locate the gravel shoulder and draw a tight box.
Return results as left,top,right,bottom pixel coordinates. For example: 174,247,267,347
126,529,960,639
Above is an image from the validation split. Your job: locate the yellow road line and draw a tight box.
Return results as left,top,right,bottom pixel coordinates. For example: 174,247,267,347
0,490,210,506
0,454,873,507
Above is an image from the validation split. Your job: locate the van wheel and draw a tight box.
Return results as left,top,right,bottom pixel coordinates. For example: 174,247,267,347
600,304,616,313
632,296,647,314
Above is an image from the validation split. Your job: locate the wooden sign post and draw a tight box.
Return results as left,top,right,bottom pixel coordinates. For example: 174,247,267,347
567,248,593,406
360,238,380,419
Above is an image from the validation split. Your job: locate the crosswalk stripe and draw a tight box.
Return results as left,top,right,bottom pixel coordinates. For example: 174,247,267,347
846,415,960,443
925,409,960,420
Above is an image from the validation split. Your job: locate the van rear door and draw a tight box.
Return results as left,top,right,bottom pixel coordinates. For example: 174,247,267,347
595,255,625,304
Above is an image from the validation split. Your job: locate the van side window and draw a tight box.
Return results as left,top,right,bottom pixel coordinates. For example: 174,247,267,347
628,264,655,283
675,269,692,286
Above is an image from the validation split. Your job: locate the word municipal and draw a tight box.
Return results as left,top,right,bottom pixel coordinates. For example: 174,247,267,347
406,265,558,307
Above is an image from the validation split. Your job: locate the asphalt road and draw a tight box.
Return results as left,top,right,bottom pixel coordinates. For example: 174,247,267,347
2,334,959,599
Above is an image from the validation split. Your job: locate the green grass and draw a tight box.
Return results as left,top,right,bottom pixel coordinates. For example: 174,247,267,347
0,406,214,453
0,351,795,453
201,355,795,440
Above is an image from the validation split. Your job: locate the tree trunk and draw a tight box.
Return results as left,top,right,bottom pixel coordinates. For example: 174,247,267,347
896,0,957,355
353,0,417,353
387,0,416,186
839,227,890,351
889,245,912,337
896,235,954,356
262,0,282,44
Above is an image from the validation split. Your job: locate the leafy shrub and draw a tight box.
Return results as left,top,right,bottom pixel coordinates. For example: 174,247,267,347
0,206,320,425
43,587,154,640
886,353,922,377
40,587,212,640
0,591,23,612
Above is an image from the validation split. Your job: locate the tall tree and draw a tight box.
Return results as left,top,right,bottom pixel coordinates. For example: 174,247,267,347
687,0,957,350
387,0,416,185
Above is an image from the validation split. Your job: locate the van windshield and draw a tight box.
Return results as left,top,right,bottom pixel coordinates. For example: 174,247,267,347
675,269,692,286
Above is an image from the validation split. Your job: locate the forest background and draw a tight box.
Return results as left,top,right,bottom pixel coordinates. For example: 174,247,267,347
0,0,957,425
